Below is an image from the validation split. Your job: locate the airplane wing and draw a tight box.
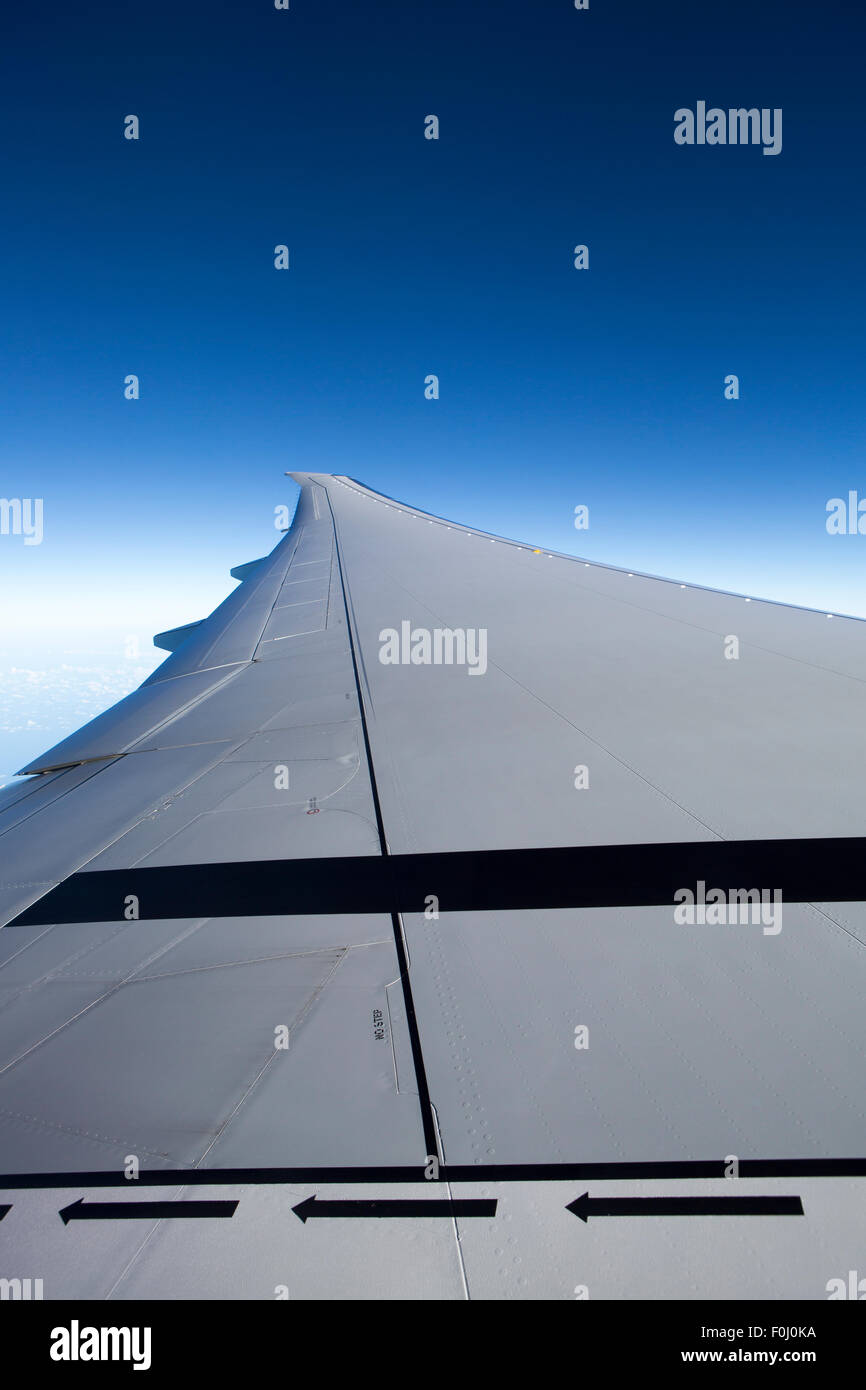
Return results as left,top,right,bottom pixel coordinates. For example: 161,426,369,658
1,473,864,1299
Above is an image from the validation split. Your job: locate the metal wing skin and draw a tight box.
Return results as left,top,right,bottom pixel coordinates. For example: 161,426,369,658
0,479,423,1175
1,473,864,1299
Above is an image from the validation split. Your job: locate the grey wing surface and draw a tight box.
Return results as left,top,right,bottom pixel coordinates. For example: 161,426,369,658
1,473,864,1299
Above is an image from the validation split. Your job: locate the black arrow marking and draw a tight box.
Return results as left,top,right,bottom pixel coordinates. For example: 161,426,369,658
292,1194,497,1223
567,1193,804,1222
0,1204,10,1221
59,1198,238,1224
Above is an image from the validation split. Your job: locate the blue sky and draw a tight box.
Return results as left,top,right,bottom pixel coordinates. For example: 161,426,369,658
2,0,865,776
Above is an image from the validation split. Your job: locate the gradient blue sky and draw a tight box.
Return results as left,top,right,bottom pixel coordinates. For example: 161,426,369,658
2,0,865,775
